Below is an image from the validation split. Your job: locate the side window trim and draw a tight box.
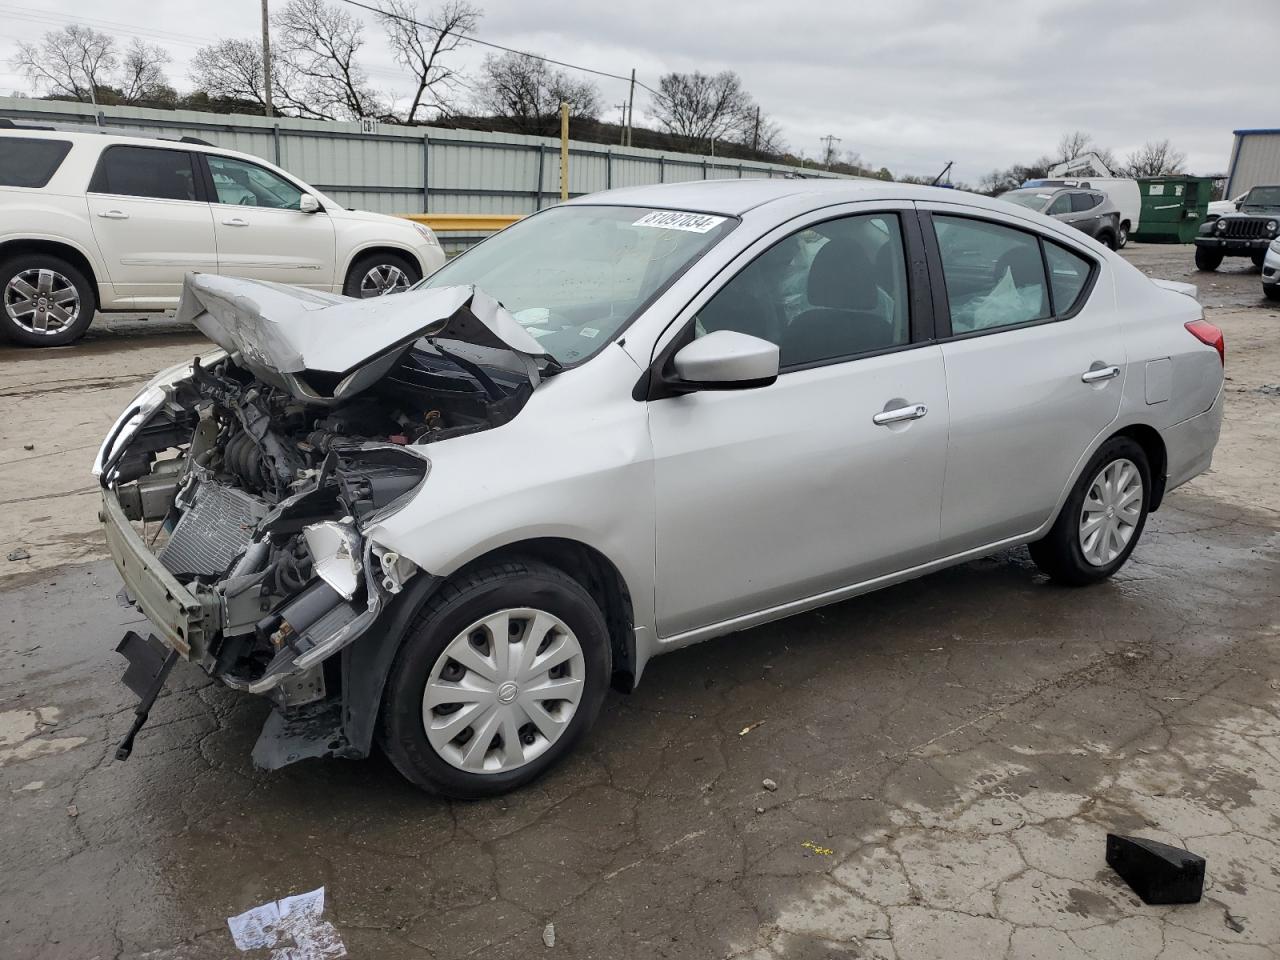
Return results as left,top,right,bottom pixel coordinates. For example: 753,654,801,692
919,210,1099,341
87,145,208,203
637,205,938,400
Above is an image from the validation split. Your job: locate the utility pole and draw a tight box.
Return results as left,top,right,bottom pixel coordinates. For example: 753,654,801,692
820,134,841,170
261,0,274,118
626,68,636,147
559,101,570,202
751,105,760,154
615,102,628,145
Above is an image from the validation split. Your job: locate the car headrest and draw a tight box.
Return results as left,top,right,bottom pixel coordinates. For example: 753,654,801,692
806,239,877,311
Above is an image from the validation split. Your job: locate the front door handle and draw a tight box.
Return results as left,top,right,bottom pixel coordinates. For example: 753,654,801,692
222,217,249,227
873,402,928,426
1081,365,1120,383
97,210,129,220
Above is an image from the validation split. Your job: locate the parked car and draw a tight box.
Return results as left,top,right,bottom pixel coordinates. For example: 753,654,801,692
999,186,1122,248
1206,192,1248,221
1193,184,1280,271
95,179,1225,797
1262,239,1280,301
1023,177,1141,247
0,128,446,346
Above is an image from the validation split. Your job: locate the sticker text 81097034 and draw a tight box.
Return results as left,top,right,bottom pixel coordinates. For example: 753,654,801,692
632,211,727,234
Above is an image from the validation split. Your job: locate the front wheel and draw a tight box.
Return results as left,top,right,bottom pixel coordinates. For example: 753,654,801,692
0,254,96,346
1195,247,1223,272
1251,251,1266,269
1029,437,1151,586
378,560,611,797
343,251,422,298
1263,284,1280,302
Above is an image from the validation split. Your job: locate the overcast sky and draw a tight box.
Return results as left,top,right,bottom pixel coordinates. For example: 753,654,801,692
0,0,1267,183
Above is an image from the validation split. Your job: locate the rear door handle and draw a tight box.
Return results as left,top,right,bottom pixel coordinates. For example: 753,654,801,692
1081,365,1120,383
873,402,928,426
97,210,129,220
222,217,249,227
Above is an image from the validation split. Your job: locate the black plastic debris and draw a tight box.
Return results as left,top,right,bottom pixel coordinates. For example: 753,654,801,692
1106,833,1205,904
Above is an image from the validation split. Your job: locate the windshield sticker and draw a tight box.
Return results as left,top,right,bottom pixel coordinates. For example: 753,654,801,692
633,211,727,233
579,327,601,338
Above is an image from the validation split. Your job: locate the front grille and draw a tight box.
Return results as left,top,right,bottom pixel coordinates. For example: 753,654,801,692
159,479,269,577
1222,218,1268,239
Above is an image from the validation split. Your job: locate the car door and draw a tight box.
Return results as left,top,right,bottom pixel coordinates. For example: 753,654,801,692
85,144,216,308
1068,191,1104,238
199,153,336,289
921,206,1126,554
647,205,949,638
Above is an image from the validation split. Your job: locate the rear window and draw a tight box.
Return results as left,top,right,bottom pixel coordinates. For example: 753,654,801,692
0,137,73,188
89,145,199,202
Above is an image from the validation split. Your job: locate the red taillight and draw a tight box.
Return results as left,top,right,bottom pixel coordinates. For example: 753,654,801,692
1185,319,1225,365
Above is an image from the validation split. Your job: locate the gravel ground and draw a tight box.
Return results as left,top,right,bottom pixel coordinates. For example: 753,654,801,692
1,243,1278,959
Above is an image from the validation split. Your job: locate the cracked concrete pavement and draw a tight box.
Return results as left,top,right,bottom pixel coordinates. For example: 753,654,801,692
1,246,1278,959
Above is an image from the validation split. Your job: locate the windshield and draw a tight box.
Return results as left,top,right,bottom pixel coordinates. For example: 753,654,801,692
421,204,736,365
1000,189,1053,212
1241,185,1280,211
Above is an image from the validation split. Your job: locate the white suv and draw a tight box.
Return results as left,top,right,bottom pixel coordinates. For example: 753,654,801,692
0,127,446,346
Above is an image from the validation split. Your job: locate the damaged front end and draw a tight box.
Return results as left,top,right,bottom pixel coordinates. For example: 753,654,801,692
96,274,549,767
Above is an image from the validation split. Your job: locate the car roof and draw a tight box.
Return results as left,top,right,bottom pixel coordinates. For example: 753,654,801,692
566,177,1014,217
0,126,260,164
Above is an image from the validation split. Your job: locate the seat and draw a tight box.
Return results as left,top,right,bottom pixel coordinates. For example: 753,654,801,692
991,245,1048,317
780,239,896,366
698,273,779,344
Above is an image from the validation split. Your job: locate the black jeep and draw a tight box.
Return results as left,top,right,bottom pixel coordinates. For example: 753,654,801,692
1194,184,1280,271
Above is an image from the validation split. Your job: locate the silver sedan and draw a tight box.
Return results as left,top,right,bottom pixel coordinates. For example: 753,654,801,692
97,179,1225,796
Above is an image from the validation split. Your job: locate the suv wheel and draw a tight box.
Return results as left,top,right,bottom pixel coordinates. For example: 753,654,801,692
343,251,421,298
1251,251,1266,269
1029,437,1151,586
1117,221,1130,248
1098,231,1117,251
0,254,96,346
1264,284,1280,302
1195,247,1223,272
378,559,611,797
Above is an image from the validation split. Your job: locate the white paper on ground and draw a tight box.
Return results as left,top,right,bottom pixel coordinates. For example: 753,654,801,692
228,886,346,959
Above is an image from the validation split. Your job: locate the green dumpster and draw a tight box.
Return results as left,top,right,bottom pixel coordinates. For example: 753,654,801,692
1132,176,1215,243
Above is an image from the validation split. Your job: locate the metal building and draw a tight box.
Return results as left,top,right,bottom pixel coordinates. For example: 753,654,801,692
1225,128,1280,197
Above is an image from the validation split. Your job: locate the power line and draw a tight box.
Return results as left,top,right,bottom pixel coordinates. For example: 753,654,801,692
337,0,660,97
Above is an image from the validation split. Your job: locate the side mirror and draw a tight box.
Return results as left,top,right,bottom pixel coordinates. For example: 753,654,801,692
670,330,779,392
299,194,320,214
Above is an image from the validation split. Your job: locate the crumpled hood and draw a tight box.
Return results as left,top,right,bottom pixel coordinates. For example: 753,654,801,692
175,274,546,403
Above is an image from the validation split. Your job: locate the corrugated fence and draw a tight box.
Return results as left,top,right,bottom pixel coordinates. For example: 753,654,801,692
0,98,846,247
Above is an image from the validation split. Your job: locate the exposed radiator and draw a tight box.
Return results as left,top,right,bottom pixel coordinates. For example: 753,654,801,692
159,479,270,577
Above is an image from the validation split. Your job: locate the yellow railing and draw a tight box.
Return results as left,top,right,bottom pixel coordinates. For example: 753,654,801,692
401,213,523,233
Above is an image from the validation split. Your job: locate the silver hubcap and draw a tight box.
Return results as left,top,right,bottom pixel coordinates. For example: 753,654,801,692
1079,458,1143,566
4,268,80,335
422,608,585,774
359,264,409,297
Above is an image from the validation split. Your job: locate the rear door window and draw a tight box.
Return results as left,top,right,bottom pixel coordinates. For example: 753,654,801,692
89,145,200,202
1070,192,1100,212
0,137,72,188
932,216,1051,333
1044,242,1092,313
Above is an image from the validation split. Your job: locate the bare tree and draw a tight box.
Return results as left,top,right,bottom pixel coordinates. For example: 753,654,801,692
1121,139,1187,178
375,0,480,123
477,52,601,132
1057,130,1094,163
13,24,116,102
649,71,751,148
732,106,786,156
191,39,288,112
117,39,171,104
274,0,382,119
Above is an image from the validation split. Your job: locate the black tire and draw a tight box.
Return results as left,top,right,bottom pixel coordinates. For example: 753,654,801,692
1264,284,1280,302
1195,247,1223,272
1251,251,1266,269
0,253,96,346
378,559,611,798
1098,231,1117,251
1117,221,1130,248
1029,437,1152,586
342,251,421,298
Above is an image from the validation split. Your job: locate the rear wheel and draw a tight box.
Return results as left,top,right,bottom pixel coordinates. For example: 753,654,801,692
1098,231,1117,251
1195,247,1223,272
343,251,421,298
1029,437,1151,586
0,254,96,346
1117,221,1130,248
378,559,611,797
